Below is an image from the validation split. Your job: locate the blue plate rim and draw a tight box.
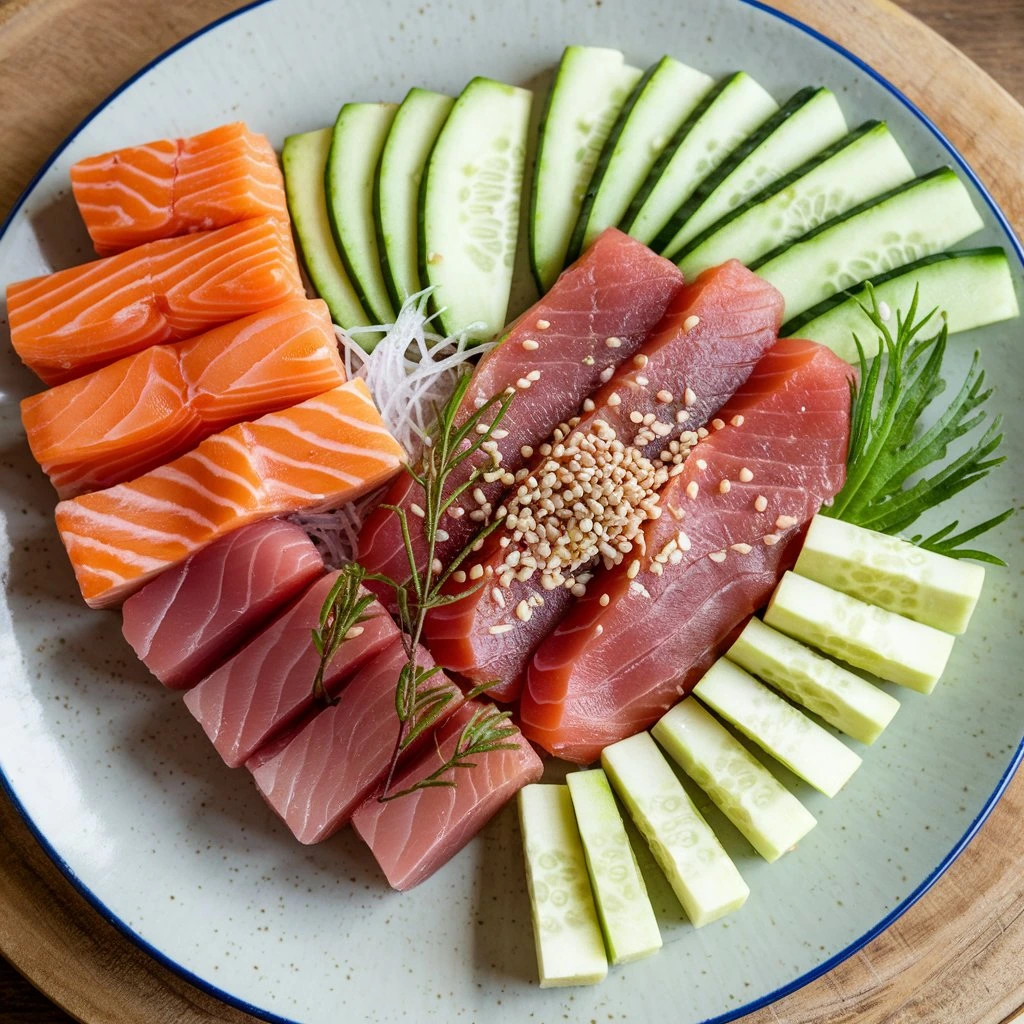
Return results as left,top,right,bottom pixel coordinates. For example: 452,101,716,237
0,1,1021,1022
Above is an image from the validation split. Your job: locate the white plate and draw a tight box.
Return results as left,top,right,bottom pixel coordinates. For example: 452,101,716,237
1,2,1022,1022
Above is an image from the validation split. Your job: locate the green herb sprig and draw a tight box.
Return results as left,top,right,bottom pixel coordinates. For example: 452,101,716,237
310,565,376,706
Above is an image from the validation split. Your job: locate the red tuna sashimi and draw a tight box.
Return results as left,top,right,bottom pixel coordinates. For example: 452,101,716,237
424,261,783,700
184,570,400,767
519,338,852,763
357,228,683,598
250,640,465,844
121,519,323,690
351,700,543,890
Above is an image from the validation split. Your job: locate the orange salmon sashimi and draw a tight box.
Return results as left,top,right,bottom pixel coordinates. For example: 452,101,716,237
7,215,303,385
55,378,405,608
22,298,343,498
519,338,853,764
71,122,288,255
424,261,783,702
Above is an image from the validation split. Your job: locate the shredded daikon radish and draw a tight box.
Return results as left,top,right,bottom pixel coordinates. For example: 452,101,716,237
290,486,387,569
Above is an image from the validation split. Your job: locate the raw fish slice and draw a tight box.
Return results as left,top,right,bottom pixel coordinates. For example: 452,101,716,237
250,640,465,843
352,699,543,890
184,571,400,767
357,228,683,598
424,261,783,700
55,378,405,608
520,338,852,763
121,519,323,690
7,216,303,385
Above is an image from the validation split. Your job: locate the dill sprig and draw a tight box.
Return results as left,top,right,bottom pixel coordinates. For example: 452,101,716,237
823,285,1012,564
310,563,376,706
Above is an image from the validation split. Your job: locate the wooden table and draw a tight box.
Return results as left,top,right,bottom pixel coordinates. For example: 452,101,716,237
1,1,1022,1021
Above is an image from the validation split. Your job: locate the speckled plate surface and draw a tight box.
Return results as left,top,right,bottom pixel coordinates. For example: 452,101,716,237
0,2,1022,1022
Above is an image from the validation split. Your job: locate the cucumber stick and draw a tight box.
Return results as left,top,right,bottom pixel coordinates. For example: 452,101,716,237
375,88,454,307
518,784,607,987
783,248,1020,360
628,72,778,250
281,130,370,332
794,515,986,635
653,700,816,863
567,56,715,260
693,659,862,797
755,168,985,321
764,572,955,693
676,121,914,278
421,77,531,340
530,47,642,292
727,617,900,745
602,732,749,928
566,769,662,964
326,102,398,324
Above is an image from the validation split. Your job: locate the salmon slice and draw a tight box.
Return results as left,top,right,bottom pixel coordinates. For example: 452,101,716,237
7,216,303,385
352,699,543,890
519,338,852,763
357,228,684,600
424,262,783,700
121,519,324,690
22,298,343,498
54,378,405,608
183,571,401,767
250,639,466,843
71,122,288,255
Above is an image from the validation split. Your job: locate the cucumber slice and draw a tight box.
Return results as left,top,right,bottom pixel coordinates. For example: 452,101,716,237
764,571,956,694
794,515,986,635
566,769,662,964
653,700,816,863
530,47,642,292
601,732,749,928
782,248,1021,360
421,77,532,340
727,617,900,745
281,129,370,332
375,88,454,307
754,168,986,321
518,784,608,987
626,72,778,251
665,86,848,250
675,122,914,278
693,659,862,798
566,56,715,260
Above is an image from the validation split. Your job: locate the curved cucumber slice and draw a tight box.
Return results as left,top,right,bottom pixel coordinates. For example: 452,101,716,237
727,616,900,745
375,88,454,307
282,129,370,332
530,47,641,292
794,515,986,635
754,167,985,321
326,102,398,324
676,121,913,278
628,72,778,252
421,77,531,340
693,659,862,798
653,699,817,863
782,247,1020,360
764,572,956,694
567,56,714,260
666,86,848,251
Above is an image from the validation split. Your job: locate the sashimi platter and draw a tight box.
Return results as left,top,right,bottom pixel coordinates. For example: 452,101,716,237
1,1,1022,1021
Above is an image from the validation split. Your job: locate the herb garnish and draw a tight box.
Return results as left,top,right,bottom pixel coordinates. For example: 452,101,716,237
310,565,376,706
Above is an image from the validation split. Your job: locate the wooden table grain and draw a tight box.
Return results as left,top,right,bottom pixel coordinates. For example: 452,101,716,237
1,1,1022,1022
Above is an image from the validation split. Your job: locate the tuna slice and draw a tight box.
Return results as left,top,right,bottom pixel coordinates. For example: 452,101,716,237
250,639,465,844
357,228,684,598
424,261,783,700
519,337,852,763
121,519,324,690
184,570,400,767
351,699,543,890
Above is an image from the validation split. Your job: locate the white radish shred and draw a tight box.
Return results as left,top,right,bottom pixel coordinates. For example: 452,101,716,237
290,486,387,569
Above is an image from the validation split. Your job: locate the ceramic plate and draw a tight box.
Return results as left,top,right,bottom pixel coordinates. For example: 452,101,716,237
1,2,1022,1022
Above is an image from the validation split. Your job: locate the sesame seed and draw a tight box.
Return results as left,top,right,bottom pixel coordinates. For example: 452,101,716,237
607,393,622,407
436,529,450,542
595,624,604,637
635,375,649,386
410,503,426,518
731,414,745,427
447,506,465,519
517,377,531,389
473,396,487,409
711,418,725,431
516,600,532,622
708,550,727,563
489,624,515,635
571,583,587,597
739,467,754,482
493,588,505,608
776,515,798,529
599,593,610,607
627,559,641,579
526,369,542,382
878,301,891,323
432,558,443,574
730,542,752,554
696,458,707,471
605,336,622,348
633,353,649,369
492,429,509,440
475,422,489,435
683,387,697,407
469,564,484,580
686,481,699,499
582,355,595,366
522,338,539,351
582,398,596,412
675,409,690,423
656,389,673,403
599,365,615,383
763,533,780,546
536,318,551,330
344,626,364,640
650,561,664,576
453,570,467,583
677,532,691,551
719,479,731,494
629,411,644,424
521,445,534,459
697,426,709,438
683,315,701,332
754,495,768,512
